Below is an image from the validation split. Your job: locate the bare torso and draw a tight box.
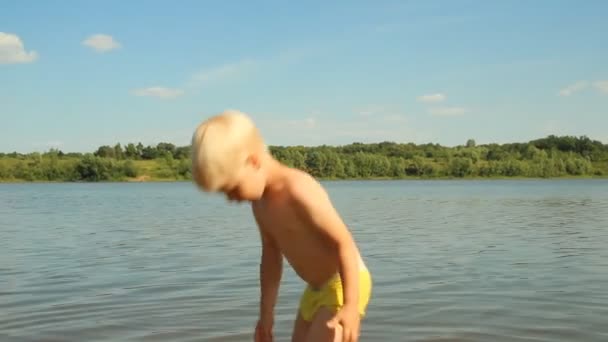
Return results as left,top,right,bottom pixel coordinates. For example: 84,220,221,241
252,170,365,288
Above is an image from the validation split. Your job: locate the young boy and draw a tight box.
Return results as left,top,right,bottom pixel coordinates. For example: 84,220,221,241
191,110,372,342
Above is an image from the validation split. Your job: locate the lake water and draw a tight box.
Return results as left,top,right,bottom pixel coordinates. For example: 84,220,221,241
1,180,607,341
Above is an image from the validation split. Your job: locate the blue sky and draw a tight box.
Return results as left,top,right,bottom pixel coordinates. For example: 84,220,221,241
1,0,607,153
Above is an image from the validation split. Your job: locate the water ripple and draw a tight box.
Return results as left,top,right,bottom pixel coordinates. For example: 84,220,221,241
1,180,608,341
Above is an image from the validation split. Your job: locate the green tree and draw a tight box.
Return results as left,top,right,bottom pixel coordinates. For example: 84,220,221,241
114,143,124,160
125,143,138,159
75,155,111,181
2,134,607,182
94,145,115,158
449,157,473,177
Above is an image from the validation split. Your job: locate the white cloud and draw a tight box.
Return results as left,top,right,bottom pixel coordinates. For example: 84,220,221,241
132,86,184,99
274,46,320,65
186,44,319,89
253,105,422,146
191,59,256,85
82,34,121,53
258,114,426,147
594,80,608,94
353,105,408,122
303,117,316,128
428,107,468,117
355,105,386,117
285,117,317,129
417,93,446,103
0,32,38,64
383,114,407,123
558,81,588,96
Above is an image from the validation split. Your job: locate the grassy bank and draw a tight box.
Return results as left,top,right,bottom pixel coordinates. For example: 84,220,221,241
1,135,607,183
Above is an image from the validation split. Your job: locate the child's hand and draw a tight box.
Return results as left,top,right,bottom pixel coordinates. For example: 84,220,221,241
327,305,360,342
254,317,273,342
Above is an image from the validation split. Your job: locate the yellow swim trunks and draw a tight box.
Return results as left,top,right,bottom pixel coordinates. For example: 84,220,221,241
298,268,372,322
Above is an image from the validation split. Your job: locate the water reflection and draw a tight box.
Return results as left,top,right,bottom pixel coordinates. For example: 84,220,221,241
1,180,607,341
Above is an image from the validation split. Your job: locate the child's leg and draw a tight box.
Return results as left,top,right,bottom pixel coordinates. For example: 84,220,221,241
291,312,310,342
304,307,343,342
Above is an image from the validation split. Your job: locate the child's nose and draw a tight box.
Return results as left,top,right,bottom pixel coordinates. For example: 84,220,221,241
226,191,240,201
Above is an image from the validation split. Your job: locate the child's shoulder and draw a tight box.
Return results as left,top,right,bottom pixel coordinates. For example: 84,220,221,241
280,168,345,232
282,168,332,212
284,169,323,196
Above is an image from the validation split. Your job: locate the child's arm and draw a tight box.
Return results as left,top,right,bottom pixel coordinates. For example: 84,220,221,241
258,228,283,323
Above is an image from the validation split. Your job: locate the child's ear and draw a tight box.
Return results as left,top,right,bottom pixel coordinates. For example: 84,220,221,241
248,153,261,169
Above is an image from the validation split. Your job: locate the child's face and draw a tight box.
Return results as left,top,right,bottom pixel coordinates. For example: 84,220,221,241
221,159,265,202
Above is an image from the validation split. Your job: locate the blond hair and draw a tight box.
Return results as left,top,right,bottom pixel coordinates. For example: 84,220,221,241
191,110,266,192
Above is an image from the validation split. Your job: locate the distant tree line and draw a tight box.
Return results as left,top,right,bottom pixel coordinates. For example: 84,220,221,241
0,142,192,182
91,142,191,160
0,135,607,182
270,135,607,179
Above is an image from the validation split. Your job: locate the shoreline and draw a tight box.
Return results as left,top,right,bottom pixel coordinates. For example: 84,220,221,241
2,174,607,184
